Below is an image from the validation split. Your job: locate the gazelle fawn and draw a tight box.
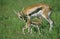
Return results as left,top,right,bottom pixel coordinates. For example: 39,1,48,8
14,3,53,34
23,18,42,34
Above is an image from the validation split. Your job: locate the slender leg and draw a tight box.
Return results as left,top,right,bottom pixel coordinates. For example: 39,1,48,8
44,17,53,32
41,11,53,32
47,18,53,31
30,28,32,34
28,27,30,33
22,25,28,34
22,23,30,34
29,28,32,34
22,15,31,34
48,11,53,31
22,27,26,34
36,25,41,34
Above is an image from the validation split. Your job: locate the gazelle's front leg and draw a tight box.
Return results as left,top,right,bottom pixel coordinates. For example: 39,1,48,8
22,23,28,34
22,23,31,34
22,16,31,34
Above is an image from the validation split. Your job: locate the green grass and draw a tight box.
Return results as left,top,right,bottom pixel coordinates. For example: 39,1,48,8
0,0,60,39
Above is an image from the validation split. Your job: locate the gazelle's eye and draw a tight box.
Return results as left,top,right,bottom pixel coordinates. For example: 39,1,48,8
20,16,22,18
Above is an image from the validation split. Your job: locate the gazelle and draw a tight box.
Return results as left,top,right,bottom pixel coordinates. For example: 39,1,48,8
14,3,53,34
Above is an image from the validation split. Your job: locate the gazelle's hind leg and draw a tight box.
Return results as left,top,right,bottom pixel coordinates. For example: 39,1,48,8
47,11,53,31
41,11,53,32
46,17,53,31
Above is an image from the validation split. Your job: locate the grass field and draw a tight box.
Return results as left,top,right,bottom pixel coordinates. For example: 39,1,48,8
0,0,60,39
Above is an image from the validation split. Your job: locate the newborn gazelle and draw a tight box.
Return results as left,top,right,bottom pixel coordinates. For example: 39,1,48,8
14,3,53,34
23,18,42,34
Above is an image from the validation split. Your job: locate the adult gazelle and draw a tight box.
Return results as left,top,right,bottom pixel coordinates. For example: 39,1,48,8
14,3,53,34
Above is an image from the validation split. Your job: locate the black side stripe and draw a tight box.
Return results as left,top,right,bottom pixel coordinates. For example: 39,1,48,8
22,15,27,22
29,7,42,16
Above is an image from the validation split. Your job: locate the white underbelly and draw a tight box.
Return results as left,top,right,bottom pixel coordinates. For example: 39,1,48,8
30,10,42,17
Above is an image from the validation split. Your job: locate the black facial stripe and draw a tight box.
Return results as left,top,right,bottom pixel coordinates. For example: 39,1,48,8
29,7,42,16
21,15,27,22
24,16,27,22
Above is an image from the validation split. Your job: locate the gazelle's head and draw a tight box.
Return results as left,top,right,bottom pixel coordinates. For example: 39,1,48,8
17,11,24,20
13,10,24,20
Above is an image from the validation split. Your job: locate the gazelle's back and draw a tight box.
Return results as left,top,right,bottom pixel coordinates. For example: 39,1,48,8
22,3,51,15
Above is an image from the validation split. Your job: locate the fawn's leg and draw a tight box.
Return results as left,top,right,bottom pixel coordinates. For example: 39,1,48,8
36,25,41,34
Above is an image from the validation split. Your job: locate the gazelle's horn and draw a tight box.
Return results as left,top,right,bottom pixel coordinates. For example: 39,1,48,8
21,8,24,12
13,9,20,16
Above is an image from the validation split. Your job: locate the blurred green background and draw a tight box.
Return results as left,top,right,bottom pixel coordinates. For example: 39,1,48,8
0,0,60,39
